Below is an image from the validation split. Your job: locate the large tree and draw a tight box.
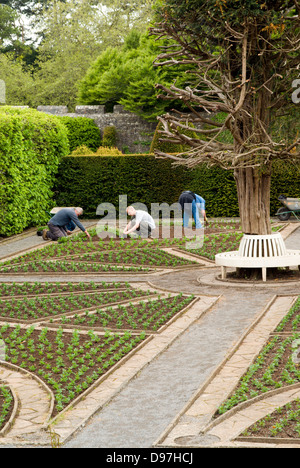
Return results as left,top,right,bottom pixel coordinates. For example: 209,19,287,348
78,31,190,119
150,0,300,235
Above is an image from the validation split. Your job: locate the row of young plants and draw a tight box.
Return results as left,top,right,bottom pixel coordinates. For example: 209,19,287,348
61,249,195,267
0,260,151,275
49,294,195,332
0,384,13,431
275,297,300,334
215,296,300,440
2,239,195,267
0,281,133,298
0,288,152,321
182,232,244,260
216,333,300,416
241,398,300,439
0,324,147,415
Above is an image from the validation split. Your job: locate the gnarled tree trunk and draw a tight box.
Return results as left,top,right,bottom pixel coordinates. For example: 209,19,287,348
234,166,272,235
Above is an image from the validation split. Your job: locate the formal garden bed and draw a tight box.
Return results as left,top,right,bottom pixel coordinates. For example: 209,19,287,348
0,286,154,322
0,260,154,275
214,296,300,442
179,232,244,261
0,275,196,419
0,219,294,440
0,281,133,297
45,293,196,332
0,324,148,416
0,383,14,432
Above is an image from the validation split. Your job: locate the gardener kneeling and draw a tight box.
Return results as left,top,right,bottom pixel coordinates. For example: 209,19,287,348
123,206,155,238
39,207,91,241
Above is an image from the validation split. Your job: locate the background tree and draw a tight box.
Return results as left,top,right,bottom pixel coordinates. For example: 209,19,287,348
79,30,191,120
0,3,21,48
151,0,300,235
0,0,155,109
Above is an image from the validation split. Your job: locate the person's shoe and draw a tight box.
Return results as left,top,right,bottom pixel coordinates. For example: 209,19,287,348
42,229,49,241
36,230,43,236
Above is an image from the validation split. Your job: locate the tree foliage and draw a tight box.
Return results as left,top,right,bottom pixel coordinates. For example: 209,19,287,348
78,31,191,120
151,0,300,168
150,0,300,234
0,0,155,109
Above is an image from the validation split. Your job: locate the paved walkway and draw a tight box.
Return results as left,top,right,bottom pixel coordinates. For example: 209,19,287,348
0,221,299,447
0,366,52,444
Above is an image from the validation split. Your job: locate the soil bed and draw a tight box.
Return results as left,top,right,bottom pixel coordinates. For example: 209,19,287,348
49,294,195,332
0,383,13,432
216,333,300,418
0,288,152,322
0,260,152,275
0,281,133,298
180,232,243,260
275,298,300,333
52,249,196,267
0,324,147,417
241,398,300,439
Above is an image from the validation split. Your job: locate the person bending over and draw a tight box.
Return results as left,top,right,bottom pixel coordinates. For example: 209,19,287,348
123,206,155,238
41,207,91,241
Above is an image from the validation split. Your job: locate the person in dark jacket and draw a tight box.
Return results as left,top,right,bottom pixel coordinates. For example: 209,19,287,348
40,207,91,241
178,191,207,228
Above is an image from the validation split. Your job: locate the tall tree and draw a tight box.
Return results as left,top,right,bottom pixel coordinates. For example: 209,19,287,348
0,3,21,48
151,0,300,235
79,31,191,120
30,0,154,109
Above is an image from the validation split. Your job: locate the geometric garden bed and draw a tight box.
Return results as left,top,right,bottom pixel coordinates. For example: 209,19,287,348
0,227,213,442
155,295,300,448
0,219,294,446
0,283,196,424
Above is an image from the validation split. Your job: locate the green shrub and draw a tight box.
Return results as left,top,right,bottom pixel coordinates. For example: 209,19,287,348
58,116,101,152
54,154,191,218
0,106,69,236
54,154,300,219
70,145,95,156
102,126,117,147
95,146,123,155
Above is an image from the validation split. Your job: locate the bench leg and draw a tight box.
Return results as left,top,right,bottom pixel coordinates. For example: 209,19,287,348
221,266,227,279
262,267,267,282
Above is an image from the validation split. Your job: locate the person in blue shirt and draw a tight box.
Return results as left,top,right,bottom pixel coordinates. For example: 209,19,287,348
39,207,91,241
178,191,207,229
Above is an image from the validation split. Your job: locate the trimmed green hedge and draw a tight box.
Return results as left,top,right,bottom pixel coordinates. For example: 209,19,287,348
58,116,102,152
0,106,69,236
54,155,300,219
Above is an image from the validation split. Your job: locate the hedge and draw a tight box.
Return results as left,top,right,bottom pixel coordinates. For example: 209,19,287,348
58,116,102,152
54,155,300,219
0,106,69,236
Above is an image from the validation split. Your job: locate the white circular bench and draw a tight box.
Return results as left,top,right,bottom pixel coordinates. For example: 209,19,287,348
215,232,300,282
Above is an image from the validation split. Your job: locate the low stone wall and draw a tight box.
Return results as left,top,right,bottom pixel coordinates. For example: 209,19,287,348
36,105,156,153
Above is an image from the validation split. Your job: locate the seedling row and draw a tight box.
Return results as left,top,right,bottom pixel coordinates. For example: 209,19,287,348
0,384,13,430
0,292,196,417
215,296,300,441
0,324,147,415
49,294,196,332
0,281,134,298
0,288,153,322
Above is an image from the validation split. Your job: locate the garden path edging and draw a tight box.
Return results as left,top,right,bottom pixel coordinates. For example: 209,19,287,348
47,294,219,445
154,294,298,448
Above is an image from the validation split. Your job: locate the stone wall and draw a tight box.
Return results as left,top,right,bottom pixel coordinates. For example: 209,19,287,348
36,104,157,153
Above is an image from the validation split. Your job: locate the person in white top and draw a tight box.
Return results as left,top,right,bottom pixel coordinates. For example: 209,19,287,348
123,206,156,238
